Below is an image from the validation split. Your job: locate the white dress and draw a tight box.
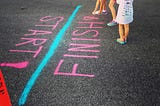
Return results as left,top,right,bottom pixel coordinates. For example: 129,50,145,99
116,0,134,24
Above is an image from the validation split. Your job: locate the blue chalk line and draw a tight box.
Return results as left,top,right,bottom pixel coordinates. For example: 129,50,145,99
18,5,82,106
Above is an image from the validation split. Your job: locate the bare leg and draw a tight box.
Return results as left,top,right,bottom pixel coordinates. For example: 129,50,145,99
124,24,129,41
107,0,117,26
119,24,125,41
103,0,106,10
109,0,116,20
99,0,106,14
92,0,100,14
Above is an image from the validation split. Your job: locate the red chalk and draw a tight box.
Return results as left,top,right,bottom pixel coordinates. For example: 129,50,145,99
0,70,12,106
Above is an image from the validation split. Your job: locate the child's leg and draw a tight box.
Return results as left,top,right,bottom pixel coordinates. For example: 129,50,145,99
99,0,103,14
118,24,125,41
108,0,116,20
92,0,101,14
99,0,106,14
103,0,106,10
124,24,129,41
107,0,117,26
117,24,127,44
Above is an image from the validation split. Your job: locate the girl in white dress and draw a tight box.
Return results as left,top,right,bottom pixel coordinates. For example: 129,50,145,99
115,0,133,44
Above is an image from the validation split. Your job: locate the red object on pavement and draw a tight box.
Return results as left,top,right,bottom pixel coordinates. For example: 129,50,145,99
0,69,12,106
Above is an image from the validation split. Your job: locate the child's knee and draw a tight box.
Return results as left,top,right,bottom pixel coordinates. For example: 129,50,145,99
109,3,114,9
108,3,113,9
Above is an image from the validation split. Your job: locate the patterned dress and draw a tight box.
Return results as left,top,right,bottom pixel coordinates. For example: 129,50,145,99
116,0,133,24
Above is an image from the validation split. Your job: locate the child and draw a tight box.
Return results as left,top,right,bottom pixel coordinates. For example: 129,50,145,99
107,0,118,26
116,0,134,44
92,0,107,15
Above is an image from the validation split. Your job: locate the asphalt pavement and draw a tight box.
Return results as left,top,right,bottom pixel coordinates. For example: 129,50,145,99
0,0,160,106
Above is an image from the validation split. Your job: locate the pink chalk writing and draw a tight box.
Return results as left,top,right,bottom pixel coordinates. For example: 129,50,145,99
0,61,29,69
39,16,64,22
76,22,104,28
72,38,100,41
15,38,47,46
5,16,64,68
53,15,104,77
10,46,43,58
83,16,99,20
68,43,100,52
63,54,98,59
38,16,64,30
54,59,95,77
72,30,99,37
24,29,52,36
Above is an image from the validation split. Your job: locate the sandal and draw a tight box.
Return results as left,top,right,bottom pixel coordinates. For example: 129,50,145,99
92,11,100,15
116,38,127,45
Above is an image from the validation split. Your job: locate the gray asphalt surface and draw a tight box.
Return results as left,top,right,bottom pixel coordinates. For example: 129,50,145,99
0,0,160,106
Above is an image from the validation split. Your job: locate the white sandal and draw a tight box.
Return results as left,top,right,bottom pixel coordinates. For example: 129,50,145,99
92,11,99,15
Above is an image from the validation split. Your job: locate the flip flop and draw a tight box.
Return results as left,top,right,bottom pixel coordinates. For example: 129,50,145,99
92,11,100,15
102,10,107,14
116,38,127,45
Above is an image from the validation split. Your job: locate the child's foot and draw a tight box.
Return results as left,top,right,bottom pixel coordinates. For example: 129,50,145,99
92,11,99,15
92,10,96,15
124,37,128,43
107,20,117,26
116,38,127,45
102,10,107,14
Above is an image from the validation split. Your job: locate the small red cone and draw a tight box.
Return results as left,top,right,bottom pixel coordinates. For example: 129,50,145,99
0,69,12,106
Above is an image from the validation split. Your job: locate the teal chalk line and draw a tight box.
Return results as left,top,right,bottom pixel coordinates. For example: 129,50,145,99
18,5,82,106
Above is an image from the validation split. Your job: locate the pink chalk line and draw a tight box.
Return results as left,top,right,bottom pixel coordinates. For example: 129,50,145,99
0,61,29,69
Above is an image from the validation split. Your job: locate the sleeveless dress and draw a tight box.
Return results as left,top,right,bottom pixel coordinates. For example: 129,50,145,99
116,0,133,24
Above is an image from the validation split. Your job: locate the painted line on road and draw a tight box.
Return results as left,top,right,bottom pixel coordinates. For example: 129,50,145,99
18,5,82,106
